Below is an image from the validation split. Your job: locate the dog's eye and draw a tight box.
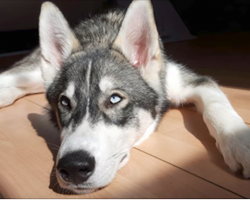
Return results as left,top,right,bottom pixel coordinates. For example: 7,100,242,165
60,95,71,108
110,94,122,104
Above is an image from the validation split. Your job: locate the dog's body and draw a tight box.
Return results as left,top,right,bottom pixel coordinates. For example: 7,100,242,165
1,0,250,194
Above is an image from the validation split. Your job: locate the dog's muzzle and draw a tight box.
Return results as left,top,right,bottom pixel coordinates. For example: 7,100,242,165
57,150,95,185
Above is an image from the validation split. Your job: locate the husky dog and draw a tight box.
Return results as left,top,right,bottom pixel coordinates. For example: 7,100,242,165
0,0,250,194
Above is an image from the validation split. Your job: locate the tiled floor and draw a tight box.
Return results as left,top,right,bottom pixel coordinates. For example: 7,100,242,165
0,32,250,198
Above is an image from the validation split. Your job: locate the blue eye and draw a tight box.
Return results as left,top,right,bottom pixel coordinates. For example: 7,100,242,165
110,94,122,104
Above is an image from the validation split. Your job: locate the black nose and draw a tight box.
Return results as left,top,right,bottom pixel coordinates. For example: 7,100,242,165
57,151,95,185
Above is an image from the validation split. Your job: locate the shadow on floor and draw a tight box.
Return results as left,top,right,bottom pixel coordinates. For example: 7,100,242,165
28,112,75,195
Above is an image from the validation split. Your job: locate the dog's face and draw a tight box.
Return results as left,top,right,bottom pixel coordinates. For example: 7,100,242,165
46,49,159,193
39,0,166,194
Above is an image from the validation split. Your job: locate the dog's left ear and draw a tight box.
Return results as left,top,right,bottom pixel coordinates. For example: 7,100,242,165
113,0,162,74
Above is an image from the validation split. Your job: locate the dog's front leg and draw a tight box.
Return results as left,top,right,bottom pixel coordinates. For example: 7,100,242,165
166,62,250,178
0,48,45,108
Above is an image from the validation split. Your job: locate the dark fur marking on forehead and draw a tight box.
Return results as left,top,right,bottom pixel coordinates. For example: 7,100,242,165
46,47,160,130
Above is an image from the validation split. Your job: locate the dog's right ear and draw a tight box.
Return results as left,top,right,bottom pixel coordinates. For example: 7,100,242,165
39,2,80,88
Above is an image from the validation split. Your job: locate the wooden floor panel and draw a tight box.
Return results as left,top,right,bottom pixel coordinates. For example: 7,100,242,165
1,32,250,198
220,86,250,124
24,93,50,110
136,108,250,198
14,83,250,198
0,98,241,198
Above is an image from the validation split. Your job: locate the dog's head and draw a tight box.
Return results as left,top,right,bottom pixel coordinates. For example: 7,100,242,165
39,0,168,194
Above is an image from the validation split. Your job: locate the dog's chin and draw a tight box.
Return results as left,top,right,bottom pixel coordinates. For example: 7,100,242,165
72,187,99,195
57,180,102,195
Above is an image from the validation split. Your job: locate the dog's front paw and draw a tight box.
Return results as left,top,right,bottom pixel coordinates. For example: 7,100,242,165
0,87,22,108
217,123,250,178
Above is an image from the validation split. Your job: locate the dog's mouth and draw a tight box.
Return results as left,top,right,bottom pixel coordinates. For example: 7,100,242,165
120,154,128,163
117,152,129,170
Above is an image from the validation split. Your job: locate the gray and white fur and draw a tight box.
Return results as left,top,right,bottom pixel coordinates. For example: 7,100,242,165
1,0,250,194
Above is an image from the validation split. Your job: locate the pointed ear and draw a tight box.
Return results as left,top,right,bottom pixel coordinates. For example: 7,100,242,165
39,2,81,88
113,0,161,71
